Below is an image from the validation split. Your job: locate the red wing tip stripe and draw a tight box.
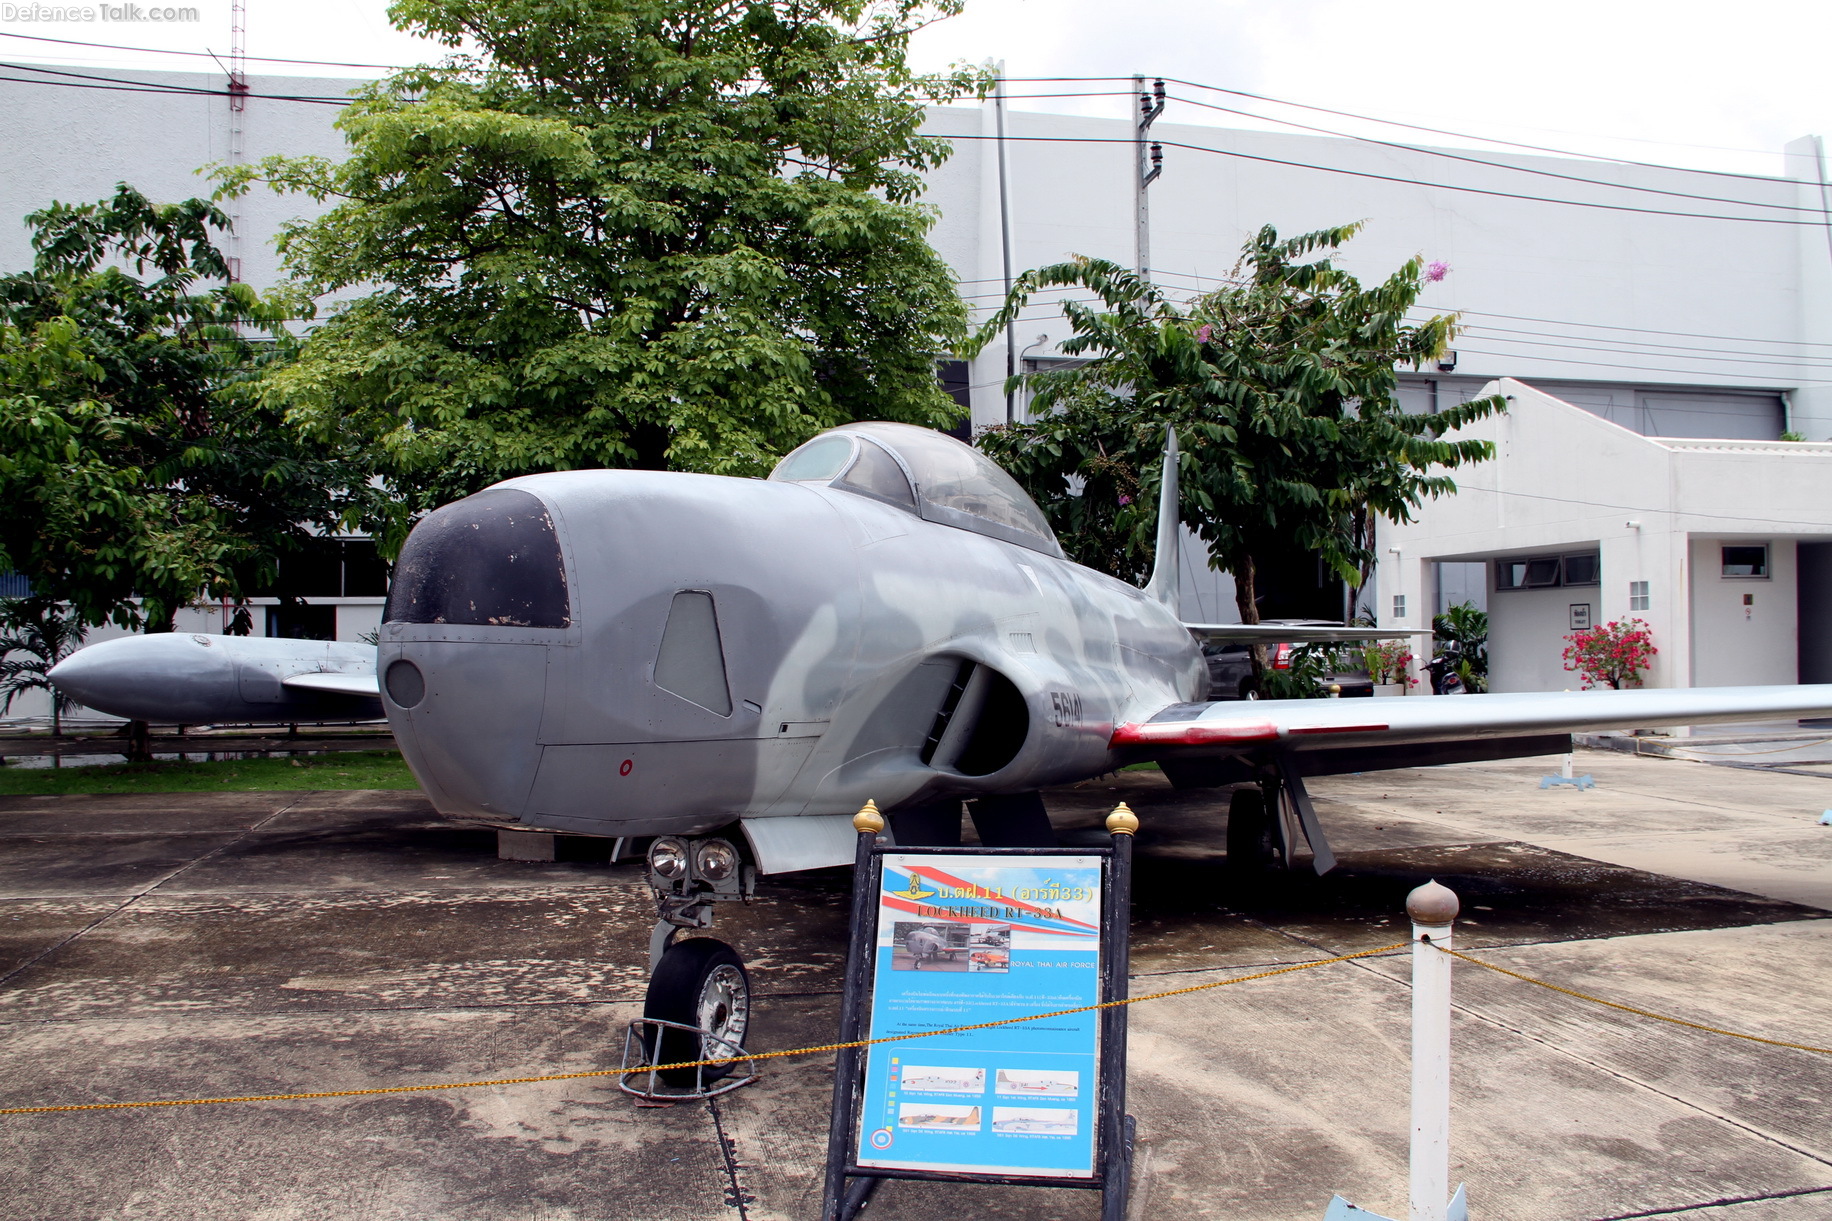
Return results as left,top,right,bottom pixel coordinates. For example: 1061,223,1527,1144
1110,721,1280,747
1289,724,1390,735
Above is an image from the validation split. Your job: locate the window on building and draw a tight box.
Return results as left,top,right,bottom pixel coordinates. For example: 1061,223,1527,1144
1495,551,1599,591
256,538,392,599
1721,545,1769,578
1392,594,1407,619
1629,581,1651,611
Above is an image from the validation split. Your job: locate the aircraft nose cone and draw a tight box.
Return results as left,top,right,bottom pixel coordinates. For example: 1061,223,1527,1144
47,634,234,722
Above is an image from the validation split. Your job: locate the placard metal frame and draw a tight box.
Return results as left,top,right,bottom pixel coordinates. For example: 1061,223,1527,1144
819,825,1136,1221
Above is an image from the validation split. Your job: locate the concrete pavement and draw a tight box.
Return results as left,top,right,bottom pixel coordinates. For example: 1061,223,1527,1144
0,750,1828,1220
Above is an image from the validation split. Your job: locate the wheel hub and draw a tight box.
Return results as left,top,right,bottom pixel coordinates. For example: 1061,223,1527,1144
697,962,749,1048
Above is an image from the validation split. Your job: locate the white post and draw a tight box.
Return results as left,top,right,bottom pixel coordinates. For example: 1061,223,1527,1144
1407,881,1459,1221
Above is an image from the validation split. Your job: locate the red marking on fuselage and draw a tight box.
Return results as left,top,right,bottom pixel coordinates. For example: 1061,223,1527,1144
619,759,634,776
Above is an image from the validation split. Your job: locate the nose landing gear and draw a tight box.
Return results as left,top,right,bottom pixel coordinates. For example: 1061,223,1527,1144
636,834,757,1090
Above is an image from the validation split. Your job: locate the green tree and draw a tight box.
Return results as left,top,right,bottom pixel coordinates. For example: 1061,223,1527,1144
975,226,1502,663
221,0,979,545
0,185,370,633
0,598,84,737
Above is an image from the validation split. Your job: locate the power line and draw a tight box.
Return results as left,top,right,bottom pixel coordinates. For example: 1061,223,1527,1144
0,30,410,70
1158,77,1800,187
3,62,1824,231
1448,345,1817,383
1422,307,1832,351
929,132,1832,228
1452,329,1832,372
1162,91,1826,217
0,60,357,103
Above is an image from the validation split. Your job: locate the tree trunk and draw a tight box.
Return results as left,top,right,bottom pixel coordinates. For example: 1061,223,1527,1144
126,719,153,763
1233,553,1269,691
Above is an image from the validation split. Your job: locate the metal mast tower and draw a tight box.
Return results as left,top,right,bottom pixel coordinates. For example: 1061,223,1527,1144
226,0,249,282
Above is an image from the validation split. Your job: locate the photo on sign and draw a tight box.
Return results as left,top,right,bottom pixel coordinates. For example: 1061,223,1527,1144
991,1106,1079,1135
968,922,1011,972
900,1065,986,1095
994,1068,1079,1098
898,1103,983,1131
891,921,969,972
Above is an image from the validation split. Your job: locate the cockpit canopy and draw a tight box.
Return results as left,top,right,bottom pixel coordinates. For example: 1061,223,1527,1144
769,422,1063,558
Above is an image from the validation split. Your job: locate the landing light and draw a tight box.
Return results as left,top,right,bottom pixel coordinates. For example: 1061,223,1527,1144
649,837,689,880
695,839,739,882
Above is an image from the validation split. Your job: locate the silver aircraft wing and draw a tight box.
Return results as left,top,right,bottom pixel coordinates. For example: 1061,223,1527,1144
1112,685,1832,755
281,672,383,698
1181,624,1435,644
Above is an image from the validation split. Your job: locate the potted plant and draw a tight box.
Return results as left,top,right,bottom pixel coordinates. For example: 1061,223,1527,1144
1362,640,1418,696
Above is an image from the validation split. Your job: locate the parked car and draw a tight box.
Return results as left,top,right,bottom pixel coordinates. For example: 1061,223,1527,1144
1202,620,1375,700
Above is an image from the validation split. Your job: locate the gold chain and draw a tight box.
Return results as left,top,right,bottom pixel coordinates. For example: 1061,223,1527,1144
1436,944,1832,1055
0,943,1408,1116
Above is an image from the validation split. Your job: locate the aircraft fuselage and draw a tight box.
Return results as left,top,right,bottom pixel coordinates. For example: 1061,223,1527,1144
380,468,1204,841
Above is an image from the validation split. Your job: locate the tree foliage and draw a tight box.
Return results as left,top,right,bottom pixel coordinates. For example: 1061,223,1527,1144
222,0,981,545
0,598,84,736
974,225,1503,629
0,185,367,632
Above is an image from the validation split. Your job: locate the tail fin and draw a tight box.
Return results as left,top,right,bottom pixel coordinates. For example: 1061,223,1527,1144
1143,428,1180,614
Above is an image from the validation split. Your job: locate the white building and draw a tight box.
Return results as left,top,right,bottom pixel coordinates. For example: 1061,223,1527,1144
1378,379,1832,693
2,65,1829,707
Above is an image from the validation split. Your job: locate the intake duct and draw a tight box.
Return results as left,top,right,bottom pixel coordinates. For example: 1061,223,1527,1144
920,660,1029,777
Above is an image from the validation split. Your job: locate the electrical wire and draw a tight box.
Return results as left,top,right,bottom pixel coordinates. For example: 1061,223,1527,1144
1161,91,1826,218
1158,77,1803,187
921,132,1832,228
1451,329,1832,372
0,30,414,69
1421,307,1832,351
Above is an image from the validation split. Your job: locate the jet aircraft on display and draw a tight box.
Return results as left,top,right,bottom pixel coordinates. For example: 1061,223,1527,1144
49,421,1832,1081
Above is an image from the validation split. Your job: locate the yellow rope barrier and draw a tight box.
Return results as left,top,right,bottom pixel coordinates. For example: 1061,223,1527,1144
0,942,1408,1116
1436,944,1832,1056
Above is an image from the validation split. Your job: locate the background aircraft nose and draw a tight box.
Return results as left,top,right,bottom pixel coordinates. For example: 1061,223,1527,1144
47,634,238,723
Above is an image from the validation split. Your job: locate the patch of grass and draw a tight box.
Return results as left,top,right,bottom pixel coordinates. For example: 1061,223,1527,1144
0,750,421,796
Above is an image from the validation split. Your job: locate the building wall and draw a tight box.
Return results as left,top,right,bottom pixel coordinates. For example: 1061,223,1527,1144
1689,538,1800,688
4,70,1822,437
1379,380,1832,692
1488,581,1588,692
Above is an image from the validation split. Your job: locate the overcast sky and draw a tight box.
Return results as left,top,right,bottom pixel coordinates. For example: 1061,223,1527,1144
2,0,1825,176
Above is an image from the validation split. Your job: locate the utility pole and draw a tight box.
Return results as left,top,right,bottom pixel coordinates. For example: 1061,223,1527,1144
995,64,1017,424
1133,75,1165,278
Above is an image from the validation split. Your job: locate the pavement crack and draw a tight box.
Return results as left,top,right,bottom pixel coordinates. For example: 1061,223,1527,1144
706,1094,755,1218
0,791,312,992
1586,1182,1832,1218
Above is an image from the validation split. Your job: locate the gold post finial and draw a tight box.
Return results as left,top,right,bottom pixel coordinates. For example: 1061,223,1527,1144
853,799,885,835
1105,802,1140,836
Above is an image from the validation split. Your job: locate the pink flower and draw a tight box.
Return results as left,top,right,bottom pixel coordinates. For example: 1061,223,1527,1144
1196,324,1213,344
1425,261,1450,283
1117,494,1133,506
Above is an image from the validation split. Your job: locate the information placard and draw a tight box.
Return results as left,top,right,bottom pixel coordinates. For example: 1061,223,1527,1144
853,852,1103,1178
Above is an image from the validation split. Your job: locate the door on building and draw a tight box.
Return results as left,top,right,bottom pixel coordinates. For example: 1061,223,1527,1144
1799,542,1832,685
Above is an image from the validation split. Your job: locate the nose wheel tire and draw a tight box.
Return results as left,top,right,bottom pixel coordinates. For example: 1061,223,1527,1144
643,937,752,1087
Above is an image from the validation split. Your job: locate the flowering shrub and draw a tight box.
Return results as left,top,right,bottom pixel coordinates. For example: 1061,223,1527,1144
1562,618,1657,689
1362,640,1418,687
